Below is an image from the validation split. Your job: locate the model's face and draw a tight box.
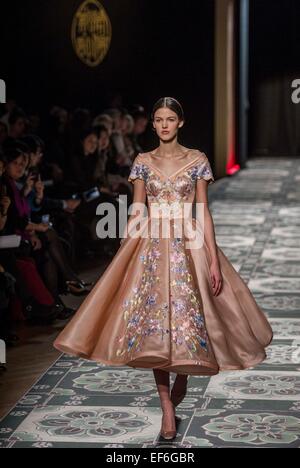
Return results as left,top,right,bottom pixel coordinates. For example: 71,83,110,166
153,108,183,140
6,155,27,180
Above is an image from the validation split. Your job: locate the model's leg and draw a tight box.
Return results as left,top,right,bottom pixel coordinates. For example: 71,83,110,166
171,373,188,407
153,369,176,437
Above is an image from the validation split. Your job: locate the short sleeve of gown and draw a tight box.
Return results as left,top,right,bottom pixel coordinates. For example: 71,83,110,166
128,154,147,183
194,152,215,184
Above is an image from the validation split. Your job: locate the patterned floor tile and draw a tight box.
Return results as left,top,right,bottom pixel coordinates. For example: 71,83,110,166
187,409,300,447
204,371,300,400
10,406,162,444
1,156,300,448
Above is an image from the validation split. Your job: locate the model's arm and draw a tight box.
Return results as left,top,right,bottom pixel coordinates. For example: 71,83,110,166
195,179,218,262
195,179,222,295
130,179,147,210
121,179,146,242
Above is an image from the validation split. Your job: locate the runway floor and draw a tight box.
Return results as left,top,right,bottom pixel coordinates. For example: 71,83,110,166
1,156,300,448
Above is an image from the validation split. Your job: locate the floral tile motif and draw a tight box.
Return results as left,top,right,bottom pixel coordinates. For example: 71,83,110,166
71,369,156,394
204,371,300,401
201,411,300,446
12,406,162,443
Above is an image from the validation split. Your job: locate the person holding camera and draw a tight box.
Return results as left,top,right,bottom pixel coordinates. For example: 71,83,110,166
0,151,58,328
2,145,91,304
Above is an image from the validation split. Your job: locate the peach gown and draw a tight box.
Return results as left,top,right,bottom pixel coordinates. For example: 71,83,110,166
54,148,273,375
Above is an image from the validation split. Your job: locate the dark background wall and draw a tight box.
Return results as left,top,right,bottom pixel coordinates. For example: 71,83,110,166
1,0,215,155
249,0,300,156
2,0,300,158
249,0,300,78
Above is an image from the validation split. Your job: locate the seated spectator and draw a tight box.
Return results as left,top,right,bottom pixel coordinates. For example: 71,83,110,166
106,107,128,176
128,105,149,154
68,127,99,192
0,261,18,345
2,145,92,301
92,124,113,195
20,134,81,216
8,107,28,139
0,151,63,325
99,108,135,198
123,113,136,164
92,113,113,136
0,121,8,151
66,127,121,251
41,106,69,182
0,98,17,130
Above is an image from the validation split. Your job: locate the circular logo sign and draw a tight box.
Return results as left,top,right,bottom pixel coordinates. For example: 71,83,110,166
72,0,112,67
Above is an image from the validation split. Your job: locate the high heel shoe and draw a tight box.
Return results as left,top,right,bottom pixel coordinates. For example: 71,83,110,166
160,403,177,440
160,429,177,440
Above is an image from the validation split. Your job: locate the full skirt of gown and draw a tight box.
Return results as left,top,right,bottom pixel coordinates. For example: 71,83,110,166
54,216,273,376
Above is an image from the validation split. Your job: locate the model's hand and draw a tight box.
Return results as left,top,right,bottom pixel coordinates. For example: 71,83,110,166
210,260,223,296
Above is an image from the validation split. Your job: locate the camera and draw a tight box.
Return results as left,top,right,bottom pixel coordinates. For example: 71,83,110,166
82,187,101,203
29,168,39,181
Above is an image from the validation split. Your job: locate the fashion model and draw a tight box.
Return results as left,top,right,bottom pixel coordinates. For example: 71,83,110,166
54,97,273,441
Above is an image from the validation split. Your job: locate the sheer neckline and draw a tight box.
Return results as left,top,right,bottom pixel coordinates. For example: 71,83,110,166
146,149,201,180
149,147,191,158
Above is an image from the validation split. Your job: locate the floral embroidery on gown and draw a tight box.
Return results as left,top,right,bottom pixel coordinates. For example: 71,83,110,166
54,149,273,375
